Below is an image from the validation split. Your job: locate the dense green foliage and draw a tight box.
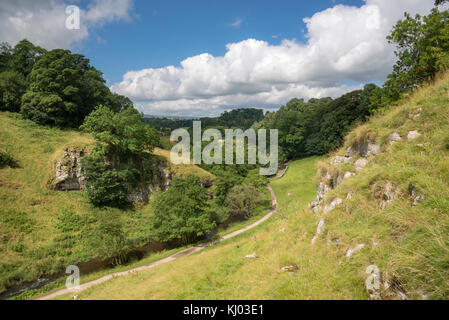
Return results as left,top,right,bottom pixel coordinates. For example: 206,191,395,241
0,40,46,77
435,0,448,5
81,105,159,156
384,8,449,100
150,176,217,244
224,184,259,220
86,212,127,266
21,49,112,127
0,40,45,112
255,84,379,162
0,71,27,112
81,151,131,208
81,106,160,208
0,39,133,127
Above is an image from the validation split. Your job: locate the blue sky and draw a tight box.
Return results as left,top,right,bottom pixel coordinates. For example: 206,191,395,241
77,0,364,84
0,0,438,116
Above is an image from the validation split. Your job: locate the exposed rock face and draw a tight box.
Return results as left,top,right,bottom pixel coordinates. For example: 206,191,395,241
346,244,365,259
52,146,87,191
407,130,421,140
346,191,354,200
346,140,381,158
389,132,402,145
309,168,353,214
375,181,396,209
354,158,369,172
323,197,343,215
330,155,351,165
409,186,425,206
127,160,170,203
51,145,171,203
311,219,325,244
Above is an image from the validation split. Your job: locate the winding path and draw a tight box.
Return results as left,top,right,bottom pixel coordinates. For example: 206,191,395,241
37,185,278,300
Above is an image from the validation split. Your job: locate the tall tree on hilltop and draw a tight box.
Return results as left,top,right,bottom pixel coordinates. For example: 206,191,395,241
21,49,116,127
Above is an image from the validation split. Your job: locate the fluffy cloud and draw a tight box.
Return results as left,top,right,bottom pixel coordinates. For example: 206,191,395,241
112,0,436,117
0,0,133,49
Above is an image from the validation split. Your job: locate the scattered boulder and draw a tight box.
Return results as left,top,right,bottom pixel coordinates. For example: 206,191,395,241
245,252,258,259
413,107,423,119
409,185,425,206
407,130,421,140
330,155,351,165
389,132,402,145
327,235,340,246
346,140,381,158
346,191,354,200
311,219,325,244
344,171,355,179
308,197,322,214
375,181,396,209
281,264,299,274
309,168,353,213
346,244,365,259
323,197,343,214
354,158,368,172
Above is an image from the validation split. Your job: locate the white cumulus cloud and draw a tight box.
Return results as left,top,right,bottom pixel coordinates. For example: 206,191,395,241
111,0,436,117
0,0,134,49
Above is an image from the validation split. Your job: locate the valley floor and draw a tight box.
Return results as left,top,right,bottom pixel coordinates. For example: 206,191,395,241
52,157,324,300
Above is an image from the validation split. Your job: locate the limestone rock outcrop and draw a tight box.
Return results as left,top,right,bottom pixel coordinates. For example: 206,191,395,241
50,145,171,203
407,130,421,140
51,146,88,191
389,132,402,145
127,160,170,203
345,140,381,158
374,181,396,209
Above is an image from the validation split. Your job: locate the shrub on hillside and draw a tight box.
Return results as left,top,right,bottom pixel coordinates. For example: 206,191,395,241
150,176,216,245
86,211,127,266
224,183,259,220
82,151,130,208
0,147,18,168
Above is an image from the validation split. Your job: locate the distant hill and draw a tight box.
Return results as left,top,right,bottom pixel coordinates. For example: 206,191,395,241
143,108,265,135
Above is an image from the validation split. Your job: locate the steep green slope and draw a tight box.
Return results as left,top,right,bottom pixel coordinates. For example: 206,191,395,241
62,72,449,300
0,112,217,295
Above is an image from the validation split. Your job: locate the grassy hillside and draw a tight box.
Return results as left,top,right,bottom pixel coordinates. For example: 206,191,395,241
153,147,215,182
59,72,449,300
0,112,217,295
